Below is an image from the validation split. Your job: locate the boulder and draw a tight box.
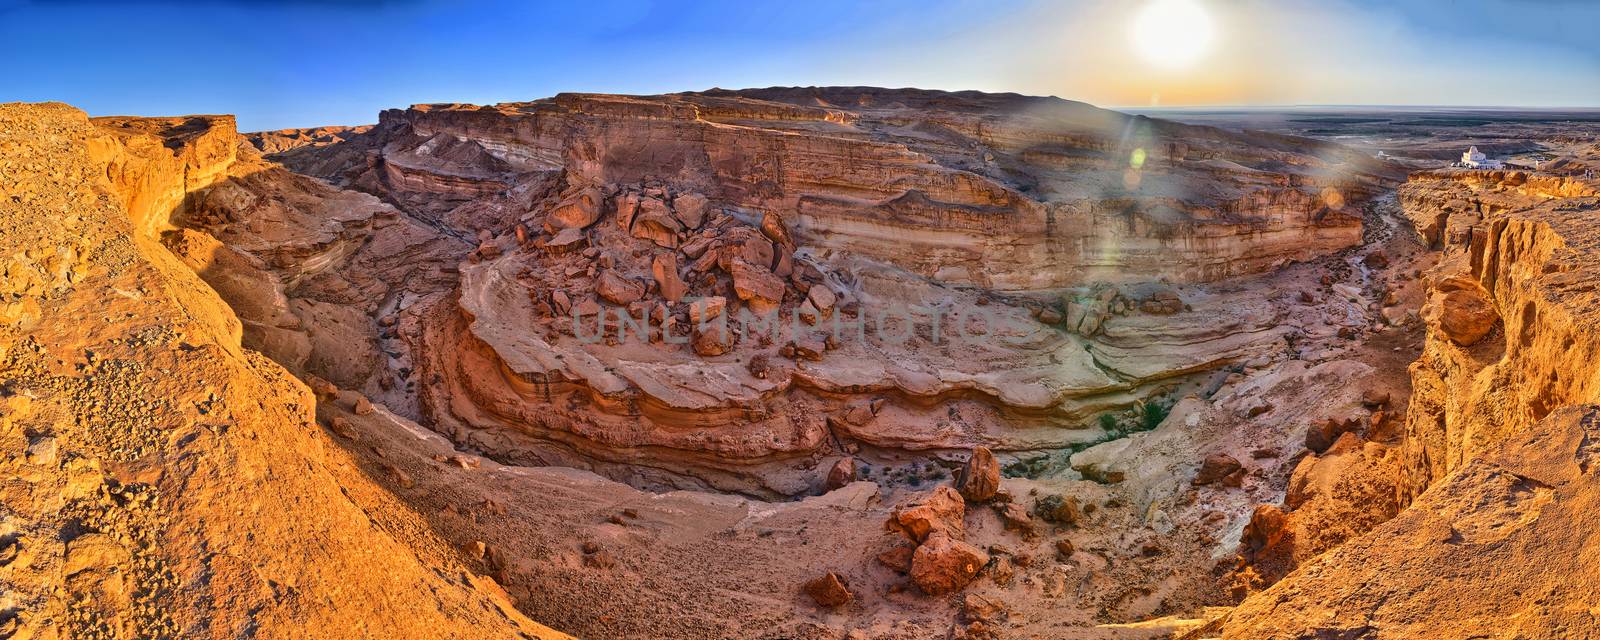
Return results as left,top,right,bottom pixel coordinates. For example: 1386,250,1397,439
730,259,785,311
877,545,914,574
630,197,682,248
613,192,640,230
824,457,857,491
671,192,708,229
548,186,605,230
954,446,1000,503
910,531,990,595
997,502,1033,535
651,253,688,302
1139,288,1183,315
1422,277,1498,346
596,271,645,305
802,572,853,608
738,234,775,270
691,323,731,357
1192,453,1243,486
888,485,966,543
1305,416,1362,454
546,227,588,255
1033,494,1080,526
688,295,726,326
807,284,836,314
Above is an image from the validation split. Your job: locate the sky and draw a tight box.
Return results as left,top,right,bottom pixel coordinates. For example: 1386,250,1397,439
2,0,1598,131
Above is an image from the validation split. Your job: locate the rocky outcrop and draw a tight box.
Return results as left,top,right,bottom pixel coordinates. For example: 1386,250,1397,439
1215,167,1600,637
1397,170,1600,501
0,102,566,639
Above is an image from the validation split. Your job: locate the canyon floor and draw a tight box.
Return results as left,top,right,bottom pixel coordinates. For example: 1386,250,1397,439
3,90,1599,639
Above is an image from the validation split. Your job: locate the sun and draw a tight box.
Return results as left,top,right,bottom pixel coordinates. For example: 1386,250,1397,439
1130,0,1216,70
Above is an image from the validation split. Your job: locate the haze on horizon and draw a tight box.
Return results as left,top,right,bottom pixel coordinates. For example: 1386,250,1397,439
3,0,1597,131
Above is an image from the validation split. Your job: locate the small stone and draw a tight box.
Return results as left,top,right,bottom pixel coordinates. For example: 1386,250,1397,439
352,396,375,416
25,436,57,466
825,457,857,491
1192,453,1243,486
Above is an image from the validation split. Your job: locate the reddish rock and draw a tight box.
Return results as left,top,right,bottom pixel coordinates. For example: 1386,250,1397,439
691,323,731,357
549,186,604,230
671,192,709,229
888,485,966,543
955,446,1000,503
1306,416,1362,454
546,227,588,255
1192,453,1243,486
651,253,688,302
596,271,645,305
910,531,990,595
630,197,681,248
802,572,853,608
877,545,914,574
998,502,1033,535
352,395,375,416
1139,288,1184,315
807,284,836,314
730,259,785,310
1423,276,1498,346
688,295,726,326
825,457,857,491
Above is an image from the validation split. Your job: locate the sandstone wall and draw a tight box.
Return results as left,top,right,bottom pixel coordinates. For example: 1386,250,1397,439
1398,171,1600,502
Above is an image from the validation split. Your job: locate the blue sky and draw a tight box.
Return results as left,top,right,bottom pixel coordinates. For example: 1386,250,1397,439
2,0,1597,130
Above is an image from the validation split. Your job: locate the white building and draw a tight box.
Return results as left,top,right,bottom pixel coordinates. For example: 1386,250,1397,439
1461,146,1503,169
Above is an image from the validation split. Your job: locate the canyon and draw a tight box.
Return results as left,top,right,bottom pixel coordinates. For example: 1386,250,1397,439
2,89,1598,639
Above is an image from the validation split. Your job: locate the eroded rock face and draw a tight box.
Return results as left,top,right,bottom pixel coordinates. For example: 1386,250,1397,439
242,88,1393,496
278,88,1383,291
0,103,565,640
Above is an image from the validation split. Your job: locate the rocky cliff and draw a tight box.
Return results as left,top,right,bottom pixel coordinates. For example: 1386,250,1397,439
1215,168,1600,638
271,87,1388,291
0,102,567,640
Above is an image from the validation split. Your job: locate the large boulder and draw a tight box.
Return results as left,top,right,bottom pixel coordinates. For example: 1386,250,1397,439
630,197,681,248
1422,276,1498,346
1192,453,1244,486
909,531,990,595
691,323,731,357
730,259,785,312
651,253,688,302
888,485,966,543
824,457,857,491
688,295,726,326
548,186,605,230
954,446,1000,503
802,572,853,608
1139,287,1184,315
595,271,645,305
671,192,708,229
